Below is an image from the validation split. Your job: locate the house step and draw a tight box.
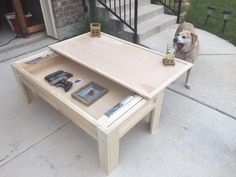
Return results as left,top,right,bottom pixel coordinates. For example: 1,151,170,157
97,0,177,43
110,4,164,25
124,14,177,41
97,0,150,13
96,0,134,11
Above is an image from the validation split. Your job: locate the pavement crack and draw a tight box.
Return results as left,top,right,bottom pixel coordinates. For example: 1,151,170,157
0,155,9,163
0,121,71,168
0,141,20,163
167,87,236,121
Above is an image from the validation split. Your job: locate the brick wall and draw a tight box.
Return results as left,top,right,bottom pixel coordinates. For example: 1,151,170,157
51,0,85,28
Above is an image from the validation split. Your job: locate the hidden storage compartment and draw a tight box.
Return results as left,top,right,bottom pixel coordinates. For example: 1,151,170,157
19,54,135,119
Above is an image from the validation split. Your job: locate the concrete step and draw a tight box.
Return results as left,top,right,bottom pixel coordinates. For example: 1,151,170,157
124,14,177,41
97,0,177,43
97,0,150,13
110,4,164,25
97,0,134,11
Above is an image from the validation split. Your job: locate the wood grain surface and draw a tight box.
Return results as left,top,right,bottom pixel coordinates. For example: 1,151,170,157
50,33,192,99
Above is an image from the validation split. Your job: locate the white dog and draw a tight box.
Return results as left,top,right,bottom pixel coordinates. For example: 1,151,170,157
173,22,199,89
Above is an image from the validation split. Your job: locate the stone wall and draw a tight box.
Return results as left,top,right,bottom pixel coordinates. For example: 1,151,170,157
51,0,84,27
51,0,85,39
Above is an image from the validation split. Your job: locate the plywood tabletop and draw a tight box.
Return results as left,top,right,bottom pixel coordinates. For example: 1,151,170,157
50,33,192,99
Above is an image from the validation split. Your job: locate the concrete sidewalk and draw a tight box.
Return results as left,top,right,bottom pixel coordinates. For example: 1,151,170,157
0,32,57,63
0,28,236,177
142,25,236,119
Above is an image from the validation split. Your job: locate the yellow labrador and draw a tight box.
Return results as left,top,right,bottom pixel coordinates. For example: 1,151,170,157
173,22,199,89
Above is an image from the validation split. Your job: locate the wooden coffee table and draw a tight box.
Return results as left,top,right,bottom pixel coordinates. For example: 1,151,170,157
12,33,192,174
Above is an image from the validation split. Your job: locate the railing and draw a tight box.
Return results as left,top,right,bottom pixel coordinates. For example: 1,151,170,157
97,0,138,43
151,0,182,23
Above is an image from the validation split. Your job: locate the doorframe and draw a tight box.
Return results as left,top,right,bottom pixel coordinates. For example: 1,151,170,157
39,0,58,39
11,0,28,37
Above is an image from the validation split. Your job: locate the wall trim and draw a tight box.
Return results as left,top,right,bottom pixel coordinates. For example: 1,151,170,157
39,0,58,39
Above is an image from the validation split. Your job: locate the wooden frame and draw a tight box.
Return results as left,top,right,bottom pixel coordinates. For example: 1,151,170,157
11,0,45,37
11,0,28,37
12,33,192,174
39,0,58,38
71,81,108,106
27,23,45,34
50,33,193,99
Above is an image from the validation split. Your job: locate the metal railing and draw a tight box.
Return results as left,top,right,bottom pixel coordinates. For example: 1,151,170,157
152,0,182,23
97,0,138,43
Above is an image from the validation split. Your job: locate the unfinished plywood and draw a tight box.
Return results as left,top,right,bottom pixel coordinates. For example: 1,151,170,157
11,0,28,36
12,32,193,174
50,33,192,99
27,23,45,34
18,54,132,119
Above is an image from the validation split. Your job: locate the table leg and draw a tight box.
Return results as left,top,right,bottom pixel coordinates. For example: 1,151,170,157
149,90,165,134
97,128,119,174
12,68,32,104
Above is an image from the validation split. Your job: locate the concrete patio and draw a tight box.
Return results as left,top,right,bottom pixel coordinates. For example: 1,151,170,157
0,31,57,63
0,26,235,177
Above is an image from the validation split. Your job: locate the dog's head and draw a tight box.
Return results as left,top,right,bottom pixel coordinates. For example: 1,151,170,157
173,30,198,52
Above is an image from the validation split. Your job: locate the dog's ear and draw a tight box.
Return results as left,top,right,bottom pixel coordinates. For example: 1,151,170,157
191,33,198,44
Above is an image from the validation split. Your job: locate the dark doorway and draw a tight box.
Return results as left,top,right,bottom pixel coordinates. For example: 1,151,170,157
0,0,45,46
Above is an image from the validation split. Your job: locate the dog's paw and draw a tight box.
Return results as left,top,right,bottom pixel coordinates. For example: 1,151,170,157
185,84,191,89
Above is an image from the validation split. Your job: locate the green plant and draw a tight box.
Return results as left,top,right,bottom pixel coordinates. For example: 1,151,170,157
185,0,236,46
74,16,112,35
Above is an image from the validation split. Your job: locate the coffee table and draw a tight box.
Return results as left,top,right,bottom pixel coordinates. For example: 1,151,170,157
12,33,192,174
